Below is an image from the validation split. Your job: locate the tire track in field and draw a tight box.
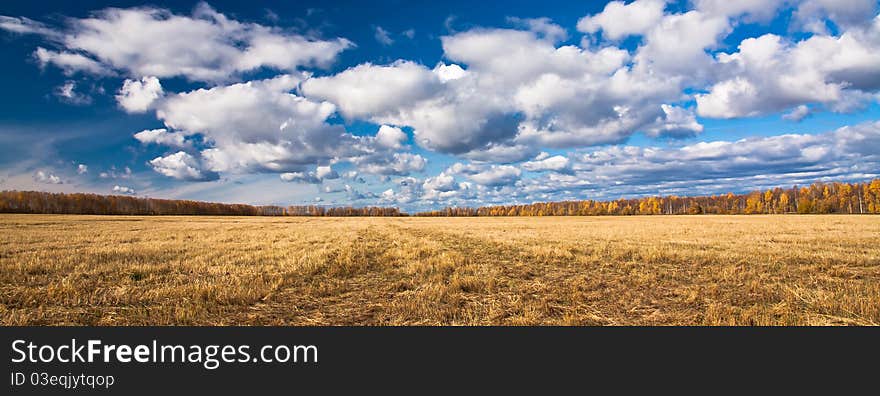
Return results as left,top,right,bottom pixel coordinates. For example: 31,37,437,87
384,223,621,325
237,223,403,325
237,220,650,325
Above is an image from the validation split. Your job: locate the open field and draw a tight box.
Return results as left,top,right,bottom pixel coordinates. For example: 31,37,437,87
1,214,878,325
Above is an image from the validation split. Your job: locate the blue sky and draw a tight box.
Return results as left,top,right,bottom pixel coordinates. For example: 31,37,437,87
1,0,879,211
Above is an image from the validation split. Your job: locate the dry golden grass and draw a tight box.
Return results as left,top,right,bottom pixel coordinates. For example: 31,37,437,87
1,214,878,325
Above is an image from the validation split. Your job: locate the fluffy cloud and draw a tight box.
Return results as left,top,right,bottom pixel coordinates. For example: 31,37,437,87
149,151,217,181
644,105,704,138
158,75,312,140
153,74,368,176
577,0,667,40
697,23,880,118
546,120,880,197
433,63,467,82
377,174,475,205
3,3,351,82
305,27,683,156
280,172,316,183
301,60,442,119
632,10,730,78
33,170,62,184
133,128,190,148
112,185,136,195
77,164,88,174
280,165,339,184
34,47,110,76
422,172,457,193
299,12,724,159
116,76,163,113
783,105,812,122
304,37,535,155
99,166,131,179
356,152,427,176
375,125,408,149
461,165,521,187
343,184,377,200
522,154,570,172
461,144,538,163
421,176,473,201
402,120,880,207
316,165,339,180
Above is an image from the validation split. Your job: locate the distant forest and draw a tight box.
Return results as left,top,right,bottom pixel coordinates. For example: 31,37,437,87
418,179,880,216
2,179,880,216
0,191,404,217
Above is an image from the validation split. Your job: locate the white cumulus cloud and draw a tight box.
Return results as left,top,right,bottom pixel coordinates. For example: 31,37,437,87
133,128,190,148
112,185,136,195
577,0,667,40
33,170,62,184
149,151,217,181
117,76,163,113
4,3,352,82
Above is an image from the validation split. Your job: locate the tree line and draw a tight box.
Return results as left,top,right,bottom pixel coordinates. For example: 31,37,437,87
1,179,879,216
0,191,403,216
416,179,880,216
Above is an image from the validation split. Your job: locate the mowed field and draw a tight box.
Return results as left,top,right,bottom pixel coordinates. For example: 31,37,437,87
1,214,878,326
